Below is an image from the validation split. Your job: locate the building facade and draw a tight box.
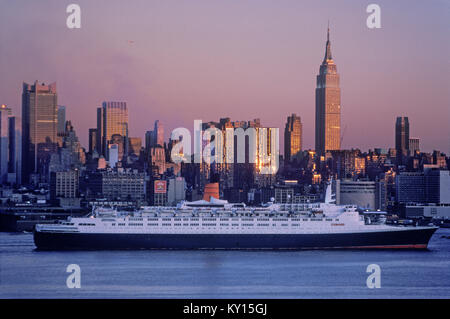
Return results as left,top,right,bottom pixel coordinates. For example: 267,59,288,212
154,120,164,147
284,113,302,162
8,116,22,185
88,128,98,155
329,149,366,179
97,101,128,157
57,106,66,134
50,169,79,199
128,137,142,157
21,81,58,183
395,169,450,204
0,104,12,182
409,137,420,154
87,168,146,204
167,177,186,206
315,27,341,156
335,179,379,209
395,117,409,161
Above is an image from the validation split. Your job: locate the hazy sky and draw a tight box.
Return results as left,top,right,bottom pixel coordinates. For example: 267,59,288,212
1,0,449,153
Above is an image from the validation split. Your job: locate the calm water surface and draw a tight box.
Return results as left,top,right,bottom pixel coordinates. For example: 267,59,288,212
1,228,449,298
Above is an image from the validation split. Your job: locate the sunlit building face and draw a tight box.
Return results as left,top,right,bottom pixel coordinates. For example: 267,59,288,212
284,114,302,162
315,27,341,156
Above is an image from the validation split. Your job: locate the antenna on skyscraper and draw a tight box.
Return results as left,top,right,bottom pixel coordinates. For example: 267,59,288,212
327,20,330,40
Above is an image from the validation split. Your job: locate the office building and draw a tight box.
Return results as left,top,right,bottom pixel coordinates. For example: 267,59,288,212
88,128,98,155
284,113,302,162
402,204,450,220
335,179,378,209
433,151,447,169
0,104,12,182
329,149,365,179
425,169,450,204
87,168,146,203
96,107,104,154
97,101,128,156
57,106,66,134
145,130,153,151
21,81,58,182
56,106,66,147
395,169,450,204
395,172,426,203
167,176,186,206
128,137,142,157
146,120,165,150
409,137,420,154
315,26,341,155
50,169,79,199
149,145,166,175
395,117,409,163
8,116,22,185
154,120,164,147
108,144,119,168
110,134,124,160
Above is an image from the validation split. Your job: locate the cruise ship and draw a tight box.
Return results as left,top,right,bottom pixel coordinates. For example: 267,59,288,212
33,184,438,250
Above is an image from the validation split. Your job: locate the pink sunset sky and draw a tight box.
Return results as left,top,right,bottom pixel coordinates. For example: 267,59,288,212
0,0,449,154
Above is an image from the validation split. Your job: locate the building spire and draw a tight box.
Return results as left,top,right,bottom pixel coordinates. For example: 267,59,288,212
327,20,330,41
323,22,332,62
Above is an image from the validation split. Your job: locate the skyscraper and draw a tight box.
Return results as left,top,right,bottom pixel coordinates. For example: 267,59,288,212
96,107,104,155
97,101,128,157
395,116,410,157
22,81,58,182
409,137,420,154
108,144,119,168
145,120,165,150
284,114,302,162
57,106,66,134
315,26,341,156
128,137,142,157
56,105,66,147
88,128,98,155
154,120,164,147
145,130,154,151
0,104,12,182
8,116,22,185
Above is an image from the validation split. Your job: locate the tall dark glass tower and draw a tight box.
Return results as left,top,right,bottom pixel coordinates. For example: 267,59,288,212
315,26,341,156
284,113,302,162
22,81,58,183
96,101,128,157
395,116,410,162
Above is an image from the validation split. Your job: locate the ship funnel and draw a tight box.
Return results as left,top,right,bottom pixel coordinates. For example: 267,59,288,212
324,179,336,204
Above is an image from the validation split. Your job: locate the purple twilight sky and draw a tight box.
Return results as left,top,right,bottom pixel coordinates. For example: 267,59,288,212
1,0,449,154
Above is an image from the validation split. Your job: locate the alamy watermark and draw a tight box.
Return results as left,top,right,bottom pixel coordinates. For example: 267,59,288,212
66,4,81,29
366,264,381,288
170,120,280,175
66,264,81,288
366,4,381,29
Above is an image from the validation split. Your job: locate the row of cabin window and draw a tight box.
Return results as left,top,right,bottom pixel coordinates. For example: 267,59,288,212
103,219,341,227
122,223,334,227
126,217,336,222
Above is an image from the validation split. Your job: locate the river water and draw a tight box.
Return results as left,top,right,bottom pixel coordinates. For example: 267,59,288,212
1,229,449,298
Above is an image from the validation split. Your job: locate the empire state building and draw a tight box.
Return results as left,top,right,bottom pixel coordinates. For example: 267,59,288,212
315,26,341,156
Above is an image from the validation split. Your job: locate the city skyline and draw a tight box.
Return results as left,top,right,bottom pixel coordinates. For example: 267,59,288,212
0,0,449,153
1,1,450,303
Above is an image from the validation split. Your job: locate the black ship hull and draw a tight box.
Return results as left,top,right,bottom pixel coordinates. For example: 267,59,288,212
33,227,438,250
